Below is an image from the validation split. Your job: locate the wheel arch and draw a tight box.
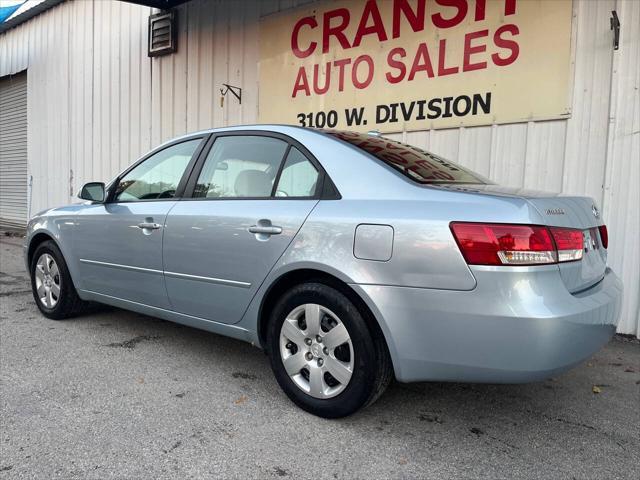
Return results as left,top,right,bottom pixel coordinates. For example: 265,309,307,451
26,230,81,292
257,268,394,372
27,231,59,269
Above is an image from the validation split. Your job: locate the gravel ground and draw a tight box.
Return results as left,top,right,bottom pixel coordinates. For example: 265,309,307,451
1,235,639,479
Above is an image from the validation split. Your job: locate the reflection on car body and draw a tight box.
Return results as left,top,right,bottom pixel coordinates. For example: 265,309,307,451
25,125,622,418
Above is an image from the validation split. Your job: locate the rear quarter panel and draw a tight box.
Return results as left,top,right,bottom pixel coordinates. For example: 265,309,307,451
274,188,545,290
237,186,548,346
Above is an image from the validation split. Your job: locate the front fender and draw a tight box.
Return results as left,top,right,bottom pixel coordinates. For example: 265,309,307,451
25,207,80,287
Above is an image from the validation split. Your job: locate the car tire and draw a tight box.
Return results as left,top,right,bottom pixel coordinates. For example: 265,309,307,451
30,240,89,320
267,282,393,418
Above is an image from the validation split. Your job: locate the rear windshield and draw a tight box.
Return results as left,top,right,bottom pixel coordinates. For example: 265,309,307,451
324,130,488,185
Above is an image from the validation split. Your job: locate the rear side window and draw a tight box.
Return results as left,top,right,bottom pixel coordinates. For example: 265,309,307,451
193,136,288,198
275,147,319,197
325,130,488,185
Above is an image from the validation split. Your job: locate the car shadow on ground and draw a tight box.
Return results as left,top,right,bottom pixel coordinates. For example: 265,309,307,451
77,303,639,428
2,288,639,478
2,237,638,478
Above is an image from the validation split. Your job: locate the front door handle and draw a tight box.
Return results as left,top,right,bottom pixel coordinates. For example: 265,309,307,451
248,225,282,235
137,222,162,230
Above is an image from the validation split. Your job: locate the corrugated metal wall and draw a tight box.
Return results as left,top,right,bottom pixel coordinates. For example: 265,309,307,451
0,0,637,335
602,0,639,338
0,71,28,228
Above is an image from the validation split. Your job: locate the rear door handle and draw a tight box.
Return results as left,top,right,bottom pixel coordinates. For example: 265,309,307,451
137,222,162,230
248,225,282,235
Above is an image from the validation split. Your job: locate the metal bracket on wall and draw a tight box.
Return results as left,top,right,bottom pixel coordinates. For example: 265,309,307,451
220,84,242,107
610,11,620,51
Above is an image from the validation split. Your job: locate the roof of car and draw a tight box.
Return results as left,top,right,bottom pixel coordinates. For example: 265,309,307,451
158,125,326,150
186,124,318,136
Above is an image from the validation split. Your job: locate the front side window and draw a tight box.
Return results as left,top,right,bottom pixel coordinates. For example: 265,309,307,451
114,139,201,201
325,130,488,185
275,147,319,197
193,136,288,198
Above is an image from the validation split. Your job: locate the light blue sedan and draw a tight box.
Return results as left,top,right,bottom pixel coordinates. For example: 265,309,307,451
25,126,622,418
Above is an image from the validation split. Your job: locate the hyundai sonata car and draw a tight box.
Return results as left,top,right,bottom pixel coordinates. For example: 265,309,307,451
25,125,622,418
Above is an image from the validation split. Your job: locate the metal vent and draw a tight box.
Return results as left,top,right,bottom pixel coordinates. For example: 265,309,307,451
148,11,176,57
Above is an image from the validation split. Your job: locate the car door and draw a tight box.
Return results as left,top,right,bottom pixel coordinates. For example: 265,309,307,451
73,137,205,308
163,133,323,324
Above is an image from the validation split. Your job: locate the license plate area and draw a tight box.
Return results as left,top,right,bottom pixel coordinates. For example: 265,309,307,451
583,228,601,252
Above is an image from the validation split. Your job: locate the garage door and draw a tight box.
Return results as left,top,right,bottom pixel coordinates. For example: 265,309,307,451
0,71,28,229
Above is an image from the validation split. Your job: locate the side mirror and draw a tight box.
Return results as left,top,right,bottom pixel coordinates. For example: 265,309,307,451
78,182,106,202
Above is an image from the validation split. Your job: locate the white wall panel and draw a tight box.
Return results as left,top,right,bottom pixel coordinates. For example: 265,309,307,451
0,0,637,335
523,121,567,193
489,123,528,187
603,0,640,335
457,126,493,179
563,0,615,207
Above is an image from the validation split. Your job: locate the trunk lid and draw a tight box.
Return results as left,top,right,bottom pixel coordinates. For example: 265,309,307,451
442,185,607,292
523,194,606,292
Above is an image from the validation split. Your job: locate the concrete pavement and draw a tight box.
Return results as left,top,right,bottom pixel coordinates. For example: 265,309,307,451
1,236,638,479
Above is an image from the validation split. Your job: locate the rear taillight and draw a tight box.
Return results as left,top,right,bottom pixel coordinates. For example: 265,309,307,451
450,223,584,266
549,227,583,262
598,225,608,249
450,223,556,265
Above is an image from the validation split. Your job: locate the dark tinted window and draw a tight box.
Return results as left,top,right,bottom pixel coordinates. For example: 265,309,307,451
325,131,488,185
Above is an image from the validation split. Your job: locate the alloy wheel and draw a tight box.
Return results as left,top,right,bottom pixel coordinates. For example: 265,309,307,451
34,253,61,308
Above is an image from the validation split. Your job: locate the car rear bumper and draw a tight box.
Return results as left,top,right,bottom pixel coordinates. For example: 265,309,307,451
353,266,623,383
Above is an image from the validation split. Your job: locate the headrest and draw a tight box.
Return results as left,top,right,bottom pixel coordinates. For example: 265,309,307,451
234,169,272,197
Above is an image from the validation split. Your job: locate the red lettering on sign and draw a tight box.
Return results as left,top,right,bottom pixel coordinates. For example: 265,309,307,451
313,63,330,94
353,0,388,47
492,24,520,66
286,0,524,96
432,0,468,29
322,8,351,53
291,16,317,58
474,0,487,21
463,29,488,72
292,67,310,97
392,0,426,38
333,58,352,91
474,0,518,20
386,47,407,84
352,55,374,89
437,39,459,76
409,43,435,80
